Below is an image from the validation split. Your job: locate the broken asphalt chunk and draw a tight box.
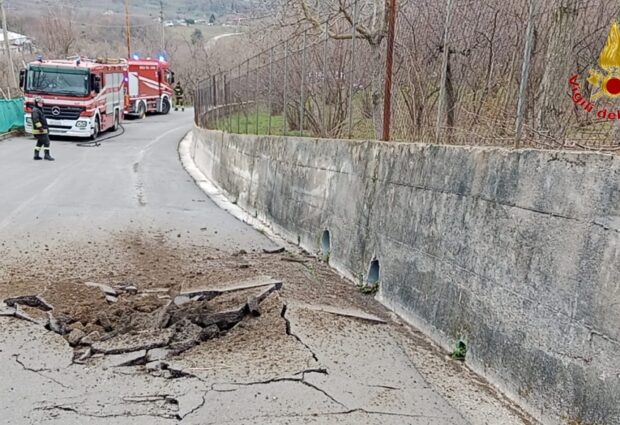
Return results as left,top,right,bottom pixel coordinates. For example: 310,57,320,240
105,295,118,304
174,295,192,306
298,304,387,324
247,296,261,316
66,328,86,346
101,350,148,368
263,246,285,254
199,324,220,341
4,295,53,311
92,328,175,355
210,276,283,294
0,303,16,317
178,287,219,300
80,331,101,346
147,348,171,362
84,282,118,296
46,312,69,335
14,305,45,325
73,347,92,364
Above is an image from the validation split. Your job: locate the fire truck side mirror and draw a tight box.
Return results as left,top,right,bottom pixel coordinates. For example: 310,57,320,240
19,70,26,90
92,75,102,93
170,72,175,84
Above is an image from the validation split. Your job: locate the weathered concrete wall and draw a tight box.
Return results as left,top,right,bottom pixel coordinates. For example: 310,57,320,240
190,127,620,425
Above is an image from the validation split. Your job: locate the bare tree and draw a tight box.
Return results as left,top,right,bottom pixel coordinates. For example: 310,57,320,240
289,0,390,138
535,0,578,139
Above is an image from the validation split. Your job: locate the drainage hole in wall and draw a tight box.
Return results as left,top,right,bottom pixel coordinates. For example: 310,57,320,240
320,230,331,262
359,259,380,295
367,259,380,285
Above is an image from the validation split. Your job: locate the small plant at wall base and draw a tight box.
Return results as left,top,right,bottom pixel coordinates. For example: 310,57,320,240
321,250,331,263
358,283,379,295
451,340,467,361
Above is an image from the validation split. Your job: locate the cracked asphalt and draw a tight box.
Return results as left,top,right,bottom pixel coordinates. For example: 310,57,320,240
0,111,537,424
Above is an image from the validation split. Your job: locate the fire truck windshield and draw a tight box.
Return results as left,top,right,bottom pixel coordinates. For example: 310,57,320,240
27,66,89,96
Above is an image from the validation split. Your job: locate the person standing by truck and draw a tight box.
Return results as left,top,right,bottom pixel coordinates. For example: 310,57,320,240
174,82,185,112
31,97,54,161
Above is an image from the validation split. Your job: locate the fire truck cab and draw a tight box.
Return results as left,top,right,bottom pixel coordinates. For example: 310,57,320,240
125,58,174,118
20,57,127,139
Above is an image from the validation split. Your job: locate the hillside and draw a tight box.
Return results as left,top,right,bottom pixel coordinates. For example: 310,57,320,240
4,0,262,17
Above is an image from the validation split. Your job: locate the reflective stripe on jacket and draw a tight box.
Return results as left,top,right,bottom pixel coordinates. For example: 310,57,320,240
32,107,49,135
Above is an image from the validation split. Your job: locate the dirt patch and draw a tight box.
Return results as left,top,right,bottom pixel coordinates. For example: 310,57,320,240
0,232,387,367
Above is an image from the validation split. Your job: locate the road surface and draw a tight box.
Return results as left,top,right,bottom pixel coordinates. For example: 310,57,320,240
0,112,536,425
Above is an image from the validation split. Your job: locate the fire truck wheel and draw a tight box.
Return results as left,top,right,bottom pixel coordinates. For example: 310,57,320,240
91,117,100,140
138,102,146,120
161,98,171,115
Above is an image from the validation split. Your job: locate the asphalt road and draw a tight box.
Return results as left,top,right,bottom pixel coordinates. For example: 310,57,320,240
0,111,273,255
0,112,534,425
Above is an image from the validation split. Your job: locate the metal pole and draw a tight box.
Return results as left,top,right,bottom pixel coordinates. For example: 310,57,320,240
245,59,250,134
159,0,165,50
268,47,274,135
515,0,537,148
283,41,289,135
125,0,132,58
255,53,260,135
0,0,17,89
436,0,454,142
300,30,308,137
214,73,220,129
237,64,241,133
348,0,359,138
382,0,398,141
224,73,230,131
322,21,329,136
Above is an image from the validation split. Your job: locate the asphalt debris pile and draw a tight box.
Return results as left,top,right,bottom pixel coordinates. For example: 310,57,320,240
1,275,283,368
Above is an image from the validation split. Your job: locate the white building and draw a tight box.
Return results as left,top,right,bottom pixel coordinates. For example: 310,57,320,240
0,29,33,53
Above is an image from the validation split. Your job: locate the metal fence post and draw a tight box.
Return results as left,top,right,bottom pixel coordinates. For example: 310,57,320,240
300,30,308,137
348,0,359,139
237,64,241,133
224,73,230,132
245,59,250,134
322,22,329,137
268,47,274,135
283,41,289,135
255,53,260,135
213,74,219,130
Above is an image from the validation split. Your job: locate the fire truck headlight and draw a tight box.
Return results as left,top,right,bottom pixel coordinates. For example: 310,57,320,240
76,121,88,128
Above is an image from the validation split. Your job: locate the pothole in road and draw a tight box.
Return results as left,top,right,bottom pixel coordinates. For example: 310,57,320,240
1,275,283,373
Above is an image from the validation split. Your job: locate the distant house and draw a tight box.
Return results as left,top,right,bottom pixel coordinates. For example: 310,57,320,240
0,29,33,54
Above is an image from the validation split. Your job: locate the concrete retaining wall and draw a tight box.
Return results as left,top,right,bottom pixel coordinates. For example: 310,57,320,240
190,127,620,425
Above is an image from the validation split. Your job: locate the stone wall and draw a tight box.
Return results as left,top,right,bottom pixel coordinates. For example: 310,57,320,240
190,127,620,425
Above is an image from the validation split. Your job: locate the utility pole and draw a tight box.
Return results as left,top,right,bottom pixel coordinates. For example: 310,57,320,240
125,0,131,58
515,0,537,148
159,0,165,51
382,0,398,141
436,0,454,143
0,0,17,90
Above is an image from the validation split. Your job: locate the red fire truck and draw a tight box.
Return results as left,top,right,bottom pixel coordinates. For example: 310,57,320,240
125,58,174,118
21,57,127,139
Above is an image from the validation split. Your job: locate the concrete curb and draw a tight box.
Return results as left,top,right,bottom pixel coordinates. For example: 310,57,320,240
0,129,23,142
178,130,294,252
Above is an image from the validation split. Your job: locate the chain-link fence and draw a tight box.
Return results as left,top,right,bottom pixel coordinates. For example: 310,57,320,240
195,0,620,152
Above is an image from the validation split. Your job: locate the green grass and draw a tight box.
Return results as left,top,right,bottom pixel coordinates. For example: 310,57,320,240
216,111,305,136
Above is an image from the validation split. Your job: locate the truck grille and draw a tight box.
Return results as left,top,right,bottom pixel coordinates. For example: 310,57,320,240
43,105,83,120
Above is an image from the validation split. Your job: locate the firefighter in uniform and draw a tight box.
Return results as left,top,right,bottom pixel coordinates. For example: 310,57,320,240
32,97,55,161
174,82,185,112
